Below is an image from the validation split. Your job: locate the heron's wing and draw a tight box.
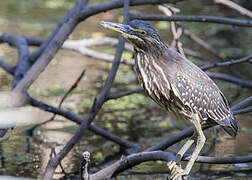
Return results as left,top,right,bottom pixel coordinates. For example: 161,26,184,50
162,50,232,126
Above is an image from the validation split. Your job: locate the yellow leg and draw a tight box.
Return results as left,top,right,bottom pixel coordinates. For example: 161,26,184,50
176,139,194,163
169,114,206,180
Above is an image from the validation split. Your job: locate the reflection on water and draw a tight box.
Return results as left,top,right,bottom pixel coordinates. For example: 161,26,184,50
0,0,252,179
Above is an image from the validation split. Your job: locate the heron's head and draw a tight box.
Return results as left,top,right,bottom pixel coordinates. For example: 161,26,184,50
100,20,165,52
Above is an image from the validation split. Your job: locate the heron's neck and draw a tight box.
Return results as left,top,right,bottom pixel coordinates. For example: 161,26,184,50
135,40,167,59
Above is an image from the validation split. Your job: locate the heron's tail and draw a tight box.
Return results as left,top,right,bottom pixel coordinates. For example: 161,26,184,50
221,114,238,137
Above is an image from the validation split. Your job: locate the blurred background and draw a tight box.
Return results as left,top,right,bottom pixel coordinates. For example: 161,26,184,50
0,0,251,179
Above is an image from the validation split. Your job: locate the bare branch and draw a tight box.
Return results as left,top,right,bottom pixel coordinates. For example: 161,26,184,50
91,151,175,179
201,55,252,70
184,48,217,62
130,13,252,27
206,72,252,89
214,0,252,18
183,154,252,164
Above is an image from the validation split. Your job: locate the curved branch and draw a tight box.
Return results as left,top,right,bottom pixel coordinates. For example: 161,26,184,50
0,59,15,75
0,33,31,88
91,151,175,179
130,13,252,27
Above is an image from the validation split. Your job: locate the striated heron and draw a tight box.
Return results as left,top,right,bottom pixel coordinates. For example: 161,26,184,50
100,20,238,179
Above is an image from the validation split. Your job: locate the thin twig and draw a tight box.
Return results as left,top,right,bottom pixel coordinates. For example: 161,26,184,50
106,88,143,100
182,28,221,59
214,0,252,18
206,72,252,89
184,48,217,62
201,55,252,70
26,69,86,135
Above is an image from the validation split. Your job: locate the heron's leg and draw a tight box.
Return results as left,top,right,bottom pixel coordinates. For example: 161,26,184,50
167,139,194,180
175,139,194,163
171,114,206,180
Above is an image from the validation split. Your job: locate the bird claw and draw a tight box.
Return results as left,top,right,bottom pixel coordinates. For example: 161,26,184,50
167,161,188,180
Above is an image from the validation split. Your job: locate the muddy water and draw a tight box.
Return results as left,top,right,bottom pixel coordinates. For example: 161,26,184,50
0,0,252,179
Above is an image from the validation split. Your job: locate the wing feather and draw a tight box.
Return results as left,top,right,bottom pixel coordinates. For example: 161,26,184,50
161,50,233,126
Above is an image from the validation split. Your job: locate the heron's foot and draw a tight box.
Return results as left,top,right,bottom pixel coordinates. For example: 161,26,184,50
167,161,188,180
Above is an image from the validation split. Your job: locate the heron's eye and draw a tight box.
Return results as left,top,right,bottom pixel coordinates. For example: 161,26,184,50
139,30,147,36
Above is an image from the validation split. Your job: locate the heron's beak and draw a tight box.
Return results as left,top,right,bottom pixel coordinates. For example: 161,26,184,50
100,21,130,36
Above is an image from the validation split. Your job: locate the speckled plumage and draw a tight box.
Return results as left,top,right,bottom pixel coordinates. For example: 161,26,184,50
134,42,238,136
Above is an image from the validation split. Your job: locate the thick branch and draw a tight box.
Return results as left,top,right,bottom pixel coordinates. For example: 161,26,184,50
91,151,175,179
130,13,252,27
